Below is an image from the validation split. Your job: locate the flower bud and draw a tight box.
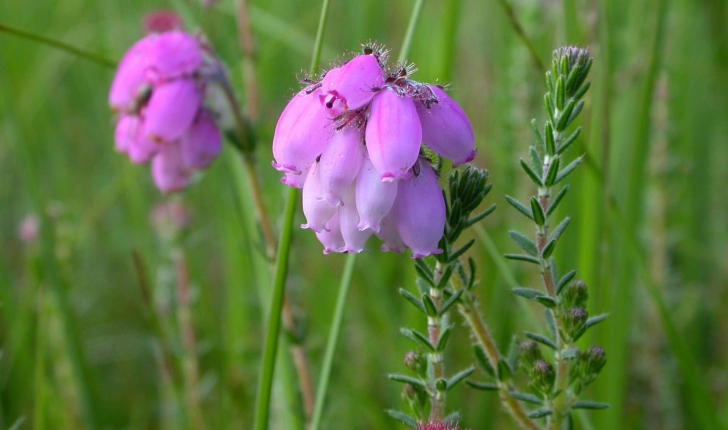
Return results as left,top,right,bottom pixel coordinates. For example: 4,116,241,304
417,420,461,430
583,346,606,377
518,339,542,368
404,351,427,377
565,307,588,341
532,360,555,394
561,280,588,309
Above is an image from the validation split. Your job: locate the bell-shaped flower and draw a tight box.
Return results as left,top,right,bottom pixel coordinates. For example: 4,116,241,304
301,162,337,233
114,115,159,164
318,126,365,206
280,164,310,189
315,214,346,254
416,85,476,166
109,35,157,112
376,214,406,253
320,54,383,111
152,143,192,193
365,89,422,182
145,31,203,81
338,186,372,253
273,88,333,174
392,161,445,258
180,110,221,169
144,79,202,143
355,156,397,232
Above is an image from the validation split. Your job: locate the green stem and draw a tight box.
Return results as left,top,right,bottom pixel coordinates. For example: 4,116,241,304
310,254,357,430
398,0,425,63
493,0,544,71
252,0,332,426
253,187,298,430
0,23,115,68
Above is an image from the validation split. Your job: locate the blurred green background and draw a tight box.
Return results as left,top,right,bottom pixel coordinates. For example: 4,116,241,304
1,0,727,429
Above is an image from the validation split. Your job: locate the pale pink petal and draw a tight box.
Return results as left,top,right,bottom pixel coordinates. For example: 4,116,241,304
315,214,346,254
146,31,203,80
318,126,365,206
115,115,159,164
280,164,310,189
365,89,421,182
339,185,372,253
301,162,337,233
180,111,221,169
272,88,333,174
376,214,407,253
321,55,383,111
355,156,397,233
144,79,201,143
416,86,476,166
392,161,445,258
151,143,192,193
109,35,157,111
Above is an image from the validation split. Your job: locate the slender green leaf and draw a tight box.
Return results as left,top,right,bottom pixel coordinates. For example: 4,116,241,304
531,197,546,226
572,401,610,410
508,231,538,257
554,156,583,184
585,313,609,329
474,345,495,377
512,287,545,300
438,289,464,316
467,381,499,391
388,374,427,390
436,327,452,352
400,328,435,352
520,158,544,186
506,196,535,221
556,270,577,295
386,410,419,427
446,366,475,391
524,332,557,350
528,408,553,419
557,127,581,155
504,254,540,265
422,294,438,317
546,185,570,216
531,119,546,152
399,288,426,314
529,146,542,171
509,392,543,404
545,156,561,187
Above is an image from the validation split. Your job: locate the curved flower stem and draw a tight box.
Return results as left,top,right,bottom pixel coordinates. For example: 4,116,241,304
0,22,116,69
397,0,425,64
428,262,446,421
310,253,357,430
253,2,333,428
236,0,259,121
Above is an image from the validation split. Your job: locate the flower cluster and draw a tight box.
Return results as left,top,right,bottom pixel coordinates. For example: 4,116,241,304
272,44,476,257
109,30,221,193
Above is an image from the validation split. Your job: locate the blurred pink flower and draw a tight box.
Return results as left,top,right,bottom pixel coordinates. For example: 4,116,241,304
109,30,221,193
272,44,476,257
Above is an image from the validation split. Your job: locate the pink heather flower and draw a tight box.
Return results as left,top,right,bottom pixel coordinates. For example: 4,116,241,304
320,54,384,112
301,162,337,233
109,30,222,193
272,43,476,256
318,126,365,206
272,88,333,175
18,214,40,245
365,88,421,182
392,160,445,258
416,85,476,167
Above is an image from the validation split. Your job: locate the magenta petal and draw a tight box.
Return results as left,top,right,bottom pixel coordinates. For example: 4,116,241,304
392,161,445,258
115,115,159,164
318,127,365,206
280,164,310,189
301,162,337,233
315,214,346,254
109,35,156,111
416,86,476,166
151,143,192,193
376,214,406,253
146,31,203,79
180,111,221,169
321,55,383,111
339,186,372,253
355,156,397,233
272,89,333,174
365,89,422,182
144,79,201,143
